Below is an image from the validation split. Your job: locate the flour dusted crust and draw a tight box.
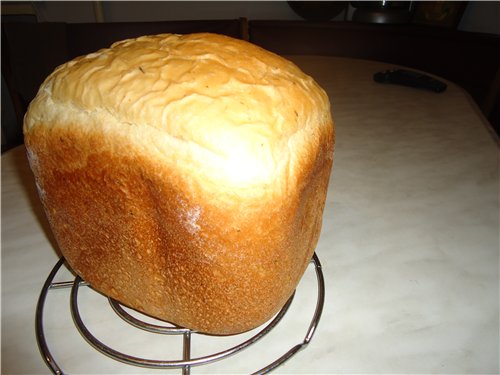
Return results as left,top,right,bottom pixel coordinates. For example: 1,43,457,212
24,33,334,334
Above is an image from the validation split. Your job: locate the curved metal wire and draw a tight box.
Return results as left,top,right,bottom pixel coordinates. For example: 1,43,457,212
35,257,66,375
35,253,325,374
108,300,191,334
70,276,295,369
252,252,325,374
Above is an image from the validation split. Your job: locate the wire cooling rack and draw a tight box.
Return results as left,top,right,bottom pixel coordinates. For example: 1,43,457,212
36,253,325,374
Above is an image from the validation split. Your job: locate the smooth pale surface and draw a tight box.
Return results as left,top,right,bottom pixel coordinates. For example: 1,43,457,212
2,56,498,374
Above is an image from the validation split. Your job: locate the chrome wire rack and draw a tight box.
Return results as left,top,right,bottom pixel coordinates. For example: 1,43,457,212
35,253,325,374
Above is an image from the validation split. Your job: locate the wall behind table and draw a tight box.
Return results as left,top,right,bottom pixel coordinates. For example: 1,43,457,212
31,1,500,36
33,1,305,23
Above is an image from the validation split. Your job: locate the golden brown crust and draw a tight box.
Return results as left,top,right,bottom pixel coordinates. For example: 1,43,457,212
24,33,334,334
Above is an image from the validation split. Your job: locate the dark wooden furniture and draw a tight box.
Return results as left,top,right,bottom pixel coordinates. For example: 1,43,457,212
2,19,499,151
249,20,500,137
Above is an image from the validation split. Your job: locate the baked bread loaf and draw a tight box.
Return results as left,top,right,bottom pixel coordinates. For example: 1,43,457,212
24,33,334,335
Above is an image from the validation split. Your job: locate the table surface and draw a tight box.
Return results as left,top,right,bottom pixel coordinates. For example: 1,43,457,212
2,56,499,374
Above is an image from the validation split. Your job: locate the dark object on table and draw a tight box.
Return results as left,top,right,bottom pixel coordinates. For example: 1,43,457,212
288,1,348,21
351,1,415,24
412,1,468,29
374,69,447,93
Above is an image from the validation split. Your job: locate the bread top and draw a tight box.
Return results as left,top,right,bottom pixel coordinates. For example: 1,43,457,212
24,33,332,202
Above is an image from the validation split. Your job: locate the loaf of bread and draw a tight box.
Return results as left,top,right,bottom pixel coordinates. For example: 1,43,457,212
24,33,334,335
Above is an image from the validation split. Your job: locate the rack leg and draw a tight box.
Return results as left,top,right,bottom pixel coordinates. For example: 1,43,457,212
182,331,191,375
